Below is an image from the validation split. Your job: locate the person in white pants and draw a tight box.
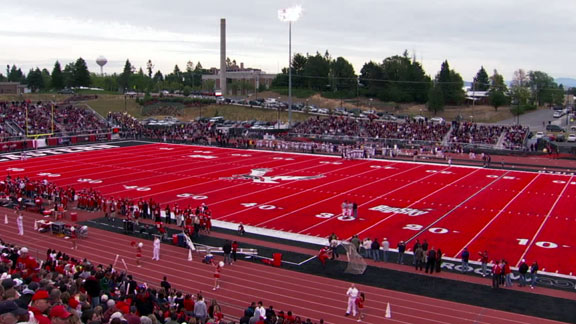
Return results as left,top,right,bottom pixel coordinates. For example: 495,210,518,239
346,283,359,317
152,237,161,261
17,214,24,236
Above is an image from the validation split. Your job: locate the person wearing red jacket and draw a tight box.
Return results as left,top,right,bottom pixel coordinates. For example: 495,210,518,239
29,290,52,324
318,246,330,267
15,247,38,279
355,292,366,322
492,260,503,289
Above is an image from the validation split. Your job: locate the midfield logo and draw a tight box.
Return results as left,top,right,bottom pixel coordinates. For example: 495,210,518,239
369,205,432,216
220,168,324,184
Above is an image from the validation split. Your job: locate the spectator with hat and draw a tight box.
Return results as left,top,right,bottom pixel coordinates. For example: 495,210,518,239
49,305,72,324
0,300,29,324
19,281,39,306
15,247,38,279
29,290,51,324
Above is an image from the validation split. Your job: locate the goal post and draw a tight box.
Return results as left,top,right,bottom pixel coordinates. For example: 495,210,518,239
25,103,55,138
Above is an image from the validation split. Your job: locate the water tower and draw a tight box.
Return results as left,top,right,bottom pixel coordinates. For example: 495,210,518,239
96,56,108,76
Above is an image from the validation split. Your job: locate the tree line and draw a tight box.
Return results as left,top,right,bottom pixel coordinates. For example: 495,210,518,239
1,51,569,113
272,50,567,114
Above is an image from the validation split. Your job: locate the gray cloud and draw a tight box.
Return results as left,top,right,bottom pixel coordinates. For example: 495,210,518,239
2,0,575,80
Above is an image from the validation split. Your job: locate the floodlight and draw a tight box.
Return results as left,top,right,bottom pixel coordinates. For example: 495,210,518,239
278,6,302,22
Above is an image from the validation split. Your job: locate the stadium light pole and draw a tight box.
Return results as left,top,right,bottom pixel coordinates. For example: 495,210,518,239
278,5,302,129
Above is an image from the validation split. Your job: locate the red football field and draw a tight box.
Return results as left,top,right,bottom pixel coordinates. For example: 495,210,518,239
2,141,575,276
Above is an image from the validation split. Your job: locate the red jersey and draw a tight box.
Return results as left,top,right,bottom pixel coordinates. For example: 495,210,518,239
15,255,39,278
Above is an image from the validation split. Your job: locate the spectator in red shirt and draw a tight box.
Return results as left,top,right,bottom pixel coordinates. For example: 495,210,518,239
29,290,52,324
15,247,38,279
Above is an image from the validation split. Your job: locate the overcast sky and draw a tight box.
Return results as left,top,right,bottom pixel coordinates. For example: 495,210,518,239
1,0,575,81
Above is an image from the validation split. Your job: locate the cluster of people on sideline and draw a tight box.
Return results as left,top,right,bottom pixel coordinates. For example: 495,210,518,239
412,240,443,274
490,259,539,290
1,175,75,215
353,237,394,264
345,235,544,291
1,174,217,243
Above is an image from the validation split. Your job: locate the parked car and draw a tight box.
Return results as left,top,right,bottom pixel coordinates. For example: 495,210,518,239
545,124,565,133
553,111,564,118
567,134,576,142
58,88,75,94
535,131,545,139
430,117,445,124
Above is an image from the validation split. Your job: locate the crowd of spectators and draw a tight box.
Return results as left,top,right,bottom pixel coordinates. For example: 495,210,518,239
0,101,110,141
502,125,529,150
448,121,506,145
107,113,219,144
0,239,236,324
107,113,148,138
1,101,530,151
289,116,529,148
290,116,451,143
0,236,324,324
54,106,109,135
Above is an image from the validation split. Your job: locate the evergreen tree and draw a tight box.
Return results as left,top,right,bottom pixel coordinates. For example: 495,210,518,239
378,52,432,103
51,61,64,90
26,68,44,92
193,62,204,88
41,68,51,90
359,61,383,95
73,57,91,87
435,60,465,105
118,59,134,91
62,63,75,88
303,51,331,90
291,53,307,88
330,57,356,92
153,71,164,83
472,66,490,91
407,58,432,103
427,82,444,114
7,65,25,83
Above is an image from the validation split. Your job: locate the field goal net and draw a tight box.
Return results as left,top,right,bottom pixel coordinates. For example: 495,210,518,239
342,242,367,275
